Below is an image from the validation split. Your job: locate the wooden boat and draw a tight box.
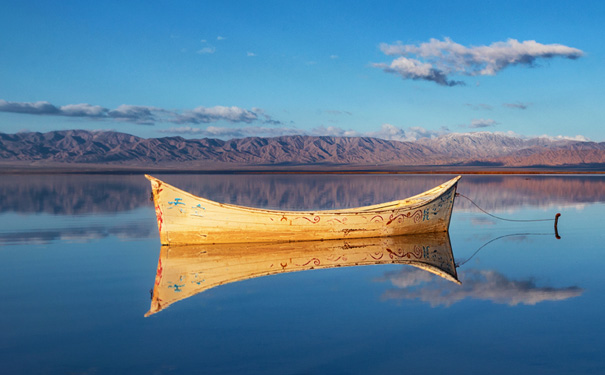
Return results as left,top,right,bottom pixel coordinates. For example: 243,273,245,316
145,232,459,316
146,174,461,245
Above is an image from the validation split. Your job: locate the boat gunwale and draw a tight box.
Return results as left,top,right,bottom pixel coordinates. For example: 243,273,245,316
146,174,461,216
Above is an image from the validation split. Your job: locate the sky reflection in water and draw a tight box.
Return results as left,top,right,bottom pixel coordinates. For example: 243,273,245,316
0,174,603,374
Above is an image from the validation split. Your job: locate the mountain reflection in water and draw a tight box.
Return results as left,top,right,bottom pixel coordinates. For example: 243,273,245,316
146,232,459,316
1,174,604,215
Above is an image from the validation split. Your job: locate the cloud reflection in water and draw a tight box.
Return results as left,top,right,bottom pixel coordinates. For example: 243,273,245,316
379,268,583,307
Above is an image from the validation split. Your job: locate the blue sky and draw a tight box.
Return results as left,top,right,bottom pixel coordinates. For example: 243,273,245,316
1,0,603,141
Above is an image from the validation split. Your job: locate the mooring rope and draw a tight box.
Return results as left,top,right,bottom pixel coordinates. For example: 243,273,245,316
456,193,556,222
454,192,563,267
455,232,551,267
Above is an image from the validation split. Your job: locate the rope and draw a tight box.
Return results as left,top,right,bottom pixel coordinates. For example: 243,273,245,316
455,232,550,267
456,193,555,222
453,193,562,267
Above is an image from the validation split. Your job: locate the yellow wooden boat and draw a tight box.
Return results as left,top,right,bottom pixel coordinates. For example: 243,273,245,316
145,232,459,316
146,174,461,245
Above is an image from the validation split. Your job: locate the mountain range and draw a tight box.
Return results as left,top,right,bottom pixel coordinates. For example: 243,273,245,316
1,129,604,171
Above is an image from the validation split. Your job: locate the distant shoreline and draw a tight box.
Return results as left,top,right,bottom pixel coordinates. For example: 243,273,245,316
0,162,603,175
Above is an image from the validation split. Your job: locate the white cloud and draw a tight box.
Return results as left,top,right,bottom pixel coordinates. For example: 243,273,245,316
247,52,256,57
372,57,462,86
0,99,279,127
0,99,59,114
404,126,449,140
374,38,584,86
59,104,107,117
310,125,360,137
107,105,164,125
173,106,259,124
0,100,108,118
197,46,216,54
365,123,409,141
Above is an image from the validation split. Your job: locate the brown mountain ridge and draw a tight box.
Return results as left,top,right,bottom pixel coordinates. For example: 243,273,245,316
0,129,603,171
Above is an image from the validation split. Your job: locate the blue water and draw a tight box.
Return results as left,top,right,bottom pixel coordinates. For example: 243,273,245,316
0,174,603,374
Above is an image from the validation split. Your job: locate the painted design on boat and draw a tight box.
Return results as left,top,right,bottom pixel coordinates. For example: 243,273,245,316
168,198,185,208
145,175,461,245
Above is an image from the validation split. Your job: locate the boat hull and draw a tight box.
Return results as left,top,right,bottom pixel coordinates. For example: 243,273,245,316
146,175,461,245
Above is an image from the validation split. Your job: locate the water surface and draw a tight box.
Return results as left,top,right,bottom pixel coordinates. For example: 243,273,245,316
0,174,603,374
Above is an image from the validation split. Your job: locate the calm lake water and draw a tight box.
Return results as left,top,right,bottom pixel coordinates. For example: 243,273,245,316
0,173,604,374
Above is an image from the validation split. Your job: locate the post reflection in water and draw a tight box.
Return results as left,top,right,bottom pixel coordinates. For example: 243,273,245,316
146,232,459,316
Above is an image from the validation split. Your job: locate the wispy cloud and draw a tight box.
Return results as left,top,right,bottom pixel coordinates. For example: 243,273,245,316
380,268,583,307
197,46,216,54
0,99,280,126
172,106,260,124
160,125,300,138
310,125,360,137
468,118,499,128
503,102,531,110
323,109,352,116
466,103,493,111
373,38,584,86
107,105,166,125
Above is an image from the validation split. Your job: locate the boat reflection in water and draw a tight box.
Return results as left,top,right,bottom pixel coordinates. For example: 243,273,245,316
146,232,459,316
